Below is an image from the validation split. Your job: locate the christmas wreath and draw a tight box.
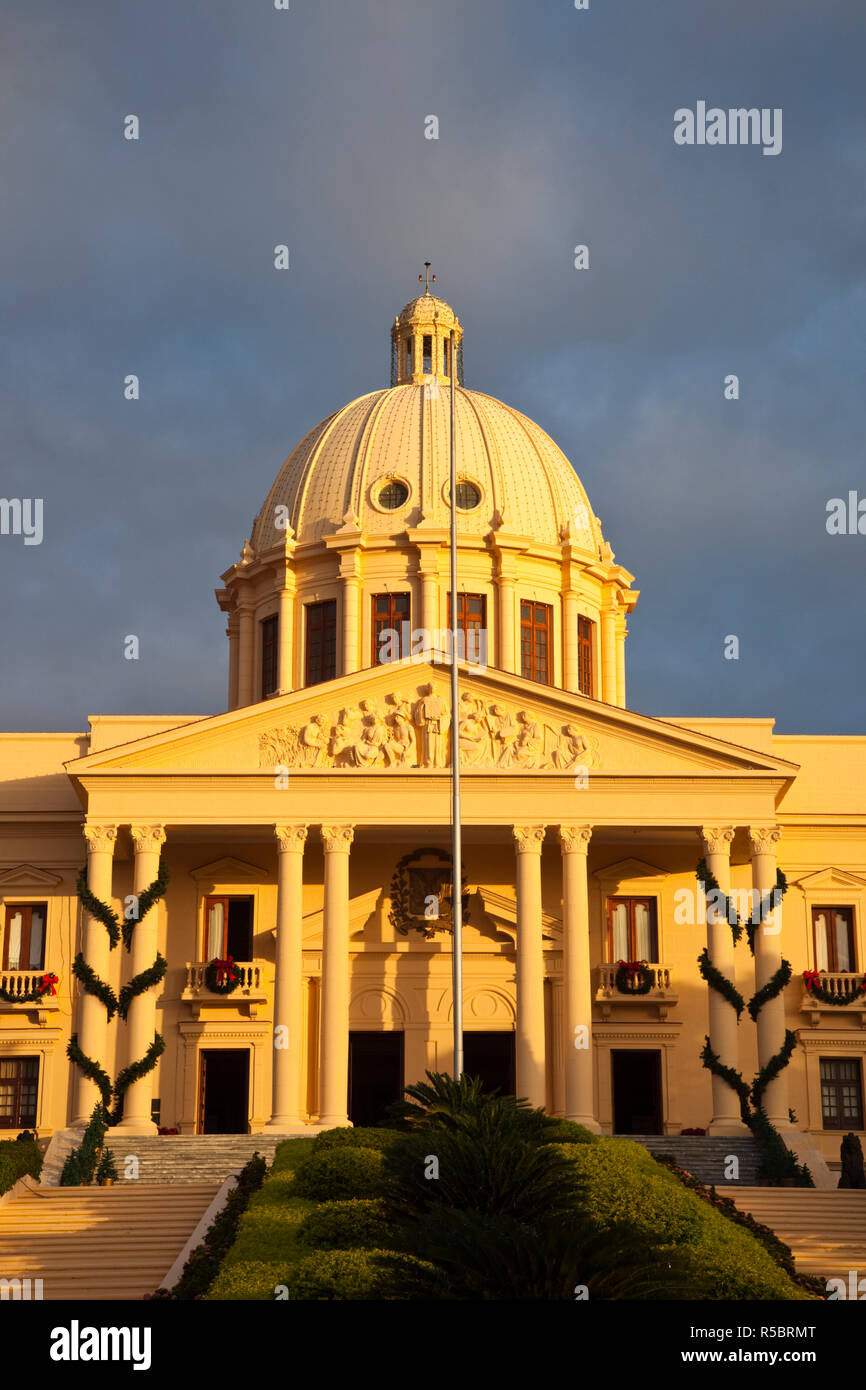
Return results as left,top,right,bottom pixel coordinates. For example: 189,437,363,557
802,969,866,1006
614,959,654,995
204,956,241,994
0,972,59,1004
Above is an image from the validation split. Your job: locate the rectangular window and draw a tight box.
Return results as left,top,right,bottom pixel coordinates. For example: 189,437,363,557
203,896,253,962
2,904,46,971
422,335,432,373
260,615,278,699
606,897,659,962
447,592,487,664
812,907,856,973
372,593,410,666
406,340,413,374
305,599,337,686
520,601,552,684
577,615,594,696
0,1057,39,1130
820,1057,864,1130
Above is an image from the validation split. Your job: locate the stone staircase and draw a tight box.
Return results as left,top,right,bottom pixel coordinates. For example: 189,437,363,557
0,1176,221,1299
630,1134,762,1186
104,1134,285,1185
726,1188,866,1281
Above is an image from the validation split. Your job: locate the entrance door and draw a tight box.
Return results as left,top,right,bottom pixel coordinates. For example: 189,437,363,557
611,1050,662,1134
462,1032,516,1097
198,1049,250,1133
348,1032,403,1127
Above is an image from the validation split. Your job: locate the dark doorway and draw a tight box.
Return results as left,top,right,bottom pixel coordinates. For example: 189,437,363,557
462,1032,516,1097
199,1049,250,1133
348,1032,403,1127
611,1050,662,1134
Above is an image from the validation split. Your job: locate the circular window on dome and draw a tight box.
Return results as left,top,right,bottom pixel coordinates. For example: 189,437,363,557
454,481,481,511
377,479,410,510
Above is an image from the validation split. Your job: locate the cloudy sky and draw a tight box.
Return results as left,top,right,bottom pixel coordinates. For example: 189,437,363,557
2,0,864,734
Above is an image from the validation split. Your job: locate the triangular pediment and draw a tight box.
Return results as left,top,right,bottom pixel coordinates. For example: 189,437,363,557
593,858,668,887
792,868,866,892
0,864,64,888
189,856,270,884
64,655,798,781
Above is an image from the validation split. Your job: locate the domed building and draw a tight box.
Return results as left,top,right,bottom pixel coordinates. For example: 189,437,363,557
1,286,865,1189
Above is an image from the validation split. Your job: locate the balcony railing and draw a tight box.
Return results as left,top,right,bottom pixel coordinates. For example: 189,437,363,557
0,968,59,1013
801,970,866,1016
596,962,676,1020
182,960,269,1016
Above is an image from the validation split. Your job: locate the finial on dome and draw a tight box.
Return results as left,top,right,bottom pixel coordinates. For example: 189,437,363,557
418,262,436,294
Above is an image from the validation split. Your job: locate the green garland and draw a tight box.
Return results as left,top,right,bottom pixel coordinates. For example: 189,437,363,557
67,860,169,1131
695,860,811,1187
0,972,59,1004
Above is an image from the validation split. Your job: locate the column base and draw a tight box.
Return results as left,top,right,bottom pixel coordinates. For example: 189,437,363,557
113,1117,158,1136
264,1117,326,1135
316,1116,353,1129
707,1118,751,1137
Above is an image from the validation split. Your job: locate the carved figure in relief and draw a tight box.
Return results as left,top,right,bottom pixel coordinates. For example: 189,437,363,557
551,722,589,769
352,708,388,767
299,713,328,766
458,693,488,765
385,696,417,766
512,710,544,769
330,706,362,765
413,683,449,767
486,703,518,767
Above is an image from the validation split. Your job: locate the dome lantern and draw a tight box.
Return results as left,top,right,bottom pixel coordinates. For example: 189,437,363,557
390,266,463,387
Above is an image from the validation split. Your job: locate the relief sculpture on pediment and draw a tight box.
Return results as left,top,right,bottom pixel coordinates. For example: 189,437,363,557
258,686,600,772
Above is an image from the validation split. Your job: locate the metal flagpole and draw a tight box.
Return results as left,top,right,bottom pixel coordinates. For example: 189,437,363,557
449,327,464,1080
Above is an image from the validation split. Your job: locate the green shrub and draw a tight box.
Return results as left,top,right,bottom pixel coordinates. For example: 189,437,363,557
286,1248,437,1300
151,1152,268,1300
539,1120,598,1146
0,1138,42,1194
292,1146,386,1202
206,1259,297,1301
563,1139,814,1301
60,1105,106,1186
272,1137,317,1173
314,1127,402,1153
298,1199,394,1251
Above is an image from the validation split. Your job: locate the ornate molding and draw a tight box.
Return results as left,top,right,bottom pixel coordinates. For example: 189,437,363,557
748,825,782,857
275,825,308,853
83,824,117,854
559,824,592,855
321,825,355,854
512,825,546,855
700,826,735,857
130,825,167,854
258,683,600,773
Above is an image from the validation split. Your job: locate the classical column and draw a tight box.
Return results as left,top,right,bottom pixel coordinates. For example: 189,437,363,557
277,581,295,694
319,825,354,1126
237,600,255,707
512,825,547,1107
116,825,166,1134
227,614,239,711
267,825,308,1129
559,825,599,1130
563,591,579,694
601,603,617,704
749,825,790,1127
341,568,361,675
420,566,439,639
700,827,747,1135
615,617,627,708
498,576,516,673
73,824,117,1125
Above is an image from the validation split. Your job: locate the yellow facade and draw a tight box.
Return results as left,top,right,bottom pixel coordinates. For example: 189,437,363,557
2,291,865,1172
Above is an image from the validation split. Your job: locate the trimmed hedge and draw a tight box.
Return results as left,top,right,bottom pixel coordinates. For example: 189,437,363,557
291,1146,386,1202
298,1198,394,1251
0,1139,42,1194
314,1126,403,1153
562,1139,815,1301
539,1120,599,1146
150,1152,268,1300
285,1248,438,1301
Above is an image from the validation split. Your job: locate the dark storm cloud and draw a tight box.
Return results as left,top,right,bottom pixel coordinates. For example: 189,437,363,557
1,0,864,731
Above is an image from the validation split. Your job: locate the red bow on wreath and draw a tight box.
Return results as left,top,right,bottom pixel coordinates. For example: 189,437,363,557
37,973,58,996
802,970,820,992
213,956,238,986
618,960,646,977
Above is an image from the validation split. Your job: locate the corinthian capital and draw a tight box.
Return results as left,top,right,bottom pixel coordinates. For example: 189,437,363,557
558,824,592,855
83,824,118,854
276,824,309,853
130,825,167,854
321,825,355,854
748,825,781,857
700,826,735,857
512,825,546,855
